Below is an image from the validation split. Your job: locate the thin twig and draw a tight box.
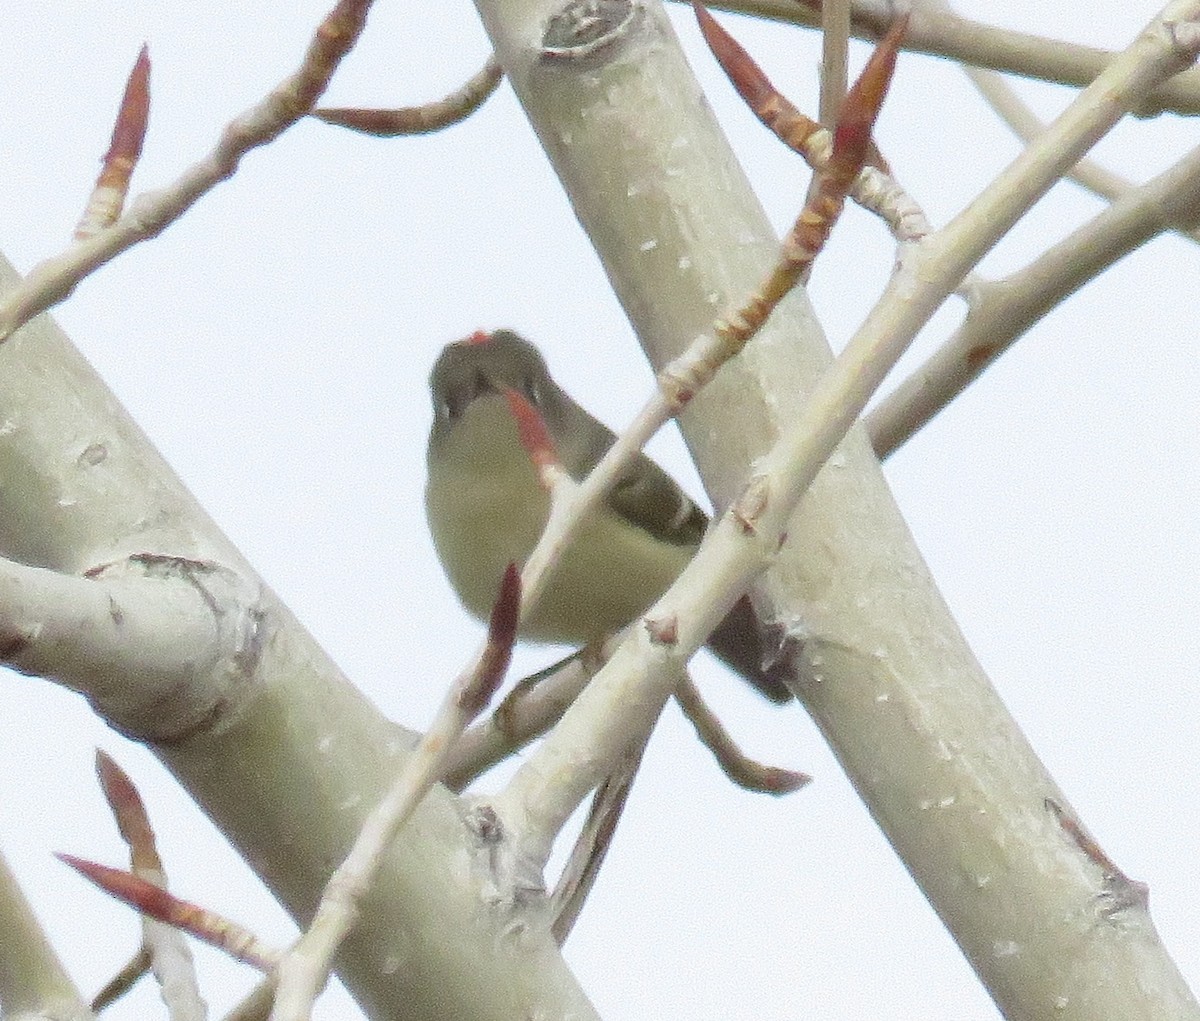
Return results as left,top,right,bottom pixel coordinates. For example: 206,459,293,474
866,140,1200,457
94,750,206,1018
443,650,600,791
221,977,278,1021
673,678,810,794
269,566,520,1021
549,731,650,945
676,0,1200,115
694,3,924,241
313,55,502,135
91,948,152,1014
966,64,1200,245
0,0,376,344
819,0,852,125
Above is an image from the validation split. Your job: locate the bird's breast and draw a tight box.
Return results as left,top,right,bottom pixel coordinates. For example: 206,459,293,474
425,396,694,646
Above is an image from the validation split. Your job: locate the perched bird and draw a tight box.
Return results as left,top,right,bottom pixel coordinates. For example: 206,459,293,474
425,329,789,702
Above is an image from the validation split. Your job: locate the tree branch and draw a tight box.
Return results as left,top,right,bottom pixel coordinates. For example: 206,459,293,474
0,236,595,1021
472,0,1200,1017
0,555,259,740
965,62,1200,244
866,139,1200,457
0,849,89,1021
681,0,1200,115
0,0,377,345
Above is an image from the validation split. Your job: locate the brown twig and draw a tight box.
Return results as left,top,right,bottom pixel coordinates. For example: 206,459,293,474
706,10,907,343
314,55,502,135
673,678,810,794
90,948,152,1014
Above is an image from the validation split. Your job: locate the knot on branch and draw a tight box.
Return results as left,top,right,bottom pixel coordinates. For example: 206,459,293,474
80,553,269,743
542,0,641,62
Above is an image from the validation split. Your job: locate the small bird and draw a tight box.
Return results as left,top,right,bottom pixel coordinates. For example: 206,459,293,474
425,329,789,702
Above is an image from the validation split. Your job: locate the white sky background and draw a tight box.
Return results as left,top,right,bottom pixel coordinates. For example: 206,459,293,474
0,1,1197,1019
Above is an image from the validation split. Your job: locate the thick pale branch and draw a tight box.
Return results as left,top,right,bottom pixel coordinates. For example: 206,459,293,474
0,850,89,1021
515,17,900,658
0,556,256,740
0,226,595,1021
474,0,1200,1017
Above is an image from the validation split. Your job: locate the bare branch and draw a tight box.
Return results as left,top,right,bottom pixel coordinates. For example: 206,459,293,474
673,678,810,794
313,55,502,135
221,978,278,1021
866,140,1200,457
91,948,152,1014
0,849,89,1021
0,554,261,741
694,3,925,241
818,0,852,125
443,651,598,791
966,64,1200,245
0,0,377,344
269,567,520,1021
549,732,649,944
679,0,1200,115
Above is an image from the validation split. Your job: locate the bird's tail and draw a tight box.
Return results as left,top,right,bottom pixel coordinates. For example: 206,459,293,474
706,595,792,703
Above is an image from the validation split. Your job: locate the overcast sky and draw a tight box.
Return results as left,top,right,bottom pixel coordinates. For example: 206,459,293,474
0,2,1197,1019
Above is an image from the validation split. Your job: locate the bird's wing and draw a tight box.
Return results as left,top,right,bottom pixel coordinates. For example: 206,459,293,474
606,450,709,547
553,387,709,548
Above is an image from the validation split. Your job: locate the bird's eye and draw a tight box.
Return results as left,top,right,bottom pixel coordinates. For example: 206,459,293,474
439,392,465,421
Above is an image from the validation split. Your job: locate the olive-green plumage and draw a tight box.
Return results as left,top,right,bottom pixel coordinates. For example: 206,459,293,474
425,330,789,702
